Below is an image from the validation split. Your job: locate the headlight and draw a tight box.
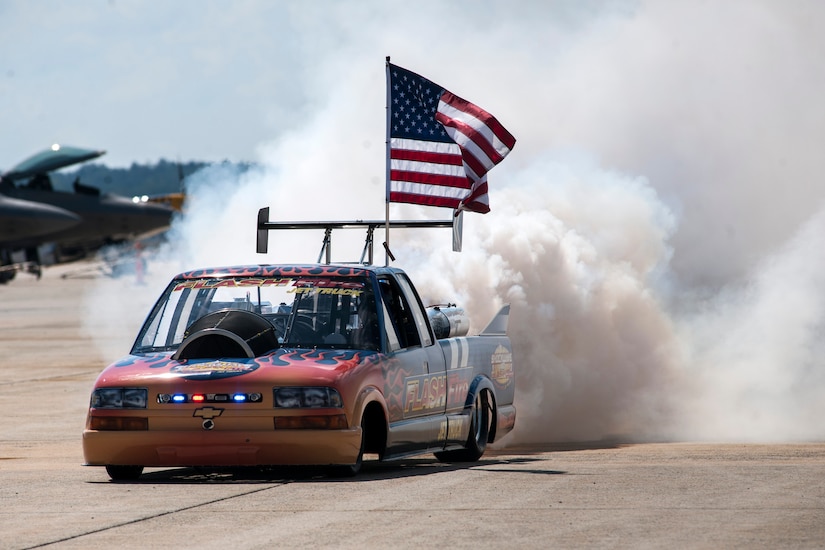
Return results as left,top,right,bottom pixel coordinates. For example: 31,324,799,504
273,387,342,408
91,388,148,409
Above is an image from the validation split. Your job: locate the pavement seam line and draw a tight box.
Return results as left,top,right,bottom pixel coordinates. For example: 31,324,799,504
20,482,289,550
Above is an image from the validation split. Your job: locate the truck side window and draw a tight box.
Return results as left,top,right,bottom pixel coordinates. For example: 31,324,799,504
378,277,421,350
395,273,433,347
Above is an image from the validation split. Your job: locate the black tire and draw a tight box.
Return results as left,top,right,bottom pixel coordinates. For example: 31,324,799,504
105,465,144,481
434,390,491,463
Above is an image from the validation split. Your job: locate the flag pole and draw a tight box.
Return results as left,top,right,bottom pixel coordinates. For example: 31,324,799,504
384,56,392,265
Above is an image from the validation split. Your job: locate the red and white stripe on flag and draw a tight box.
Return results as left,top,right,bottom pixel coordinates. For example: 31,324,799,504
389,138,469,210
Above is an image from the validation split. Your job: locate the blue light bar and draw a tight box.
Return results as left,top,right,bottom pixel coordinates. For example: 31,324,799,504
172,394,187,403
233,394,247,402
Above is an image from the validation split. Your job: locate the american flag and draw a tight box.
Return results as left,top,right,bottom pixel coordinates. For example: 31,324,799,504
387,63,516,213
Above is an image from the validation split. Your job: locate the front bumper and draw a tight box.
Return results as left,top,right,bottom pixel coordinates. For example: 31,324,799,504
82,427,362,467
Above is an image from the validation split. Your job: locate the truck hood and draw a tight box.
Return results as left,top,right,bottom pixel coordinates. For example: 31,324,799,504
94,348,383,386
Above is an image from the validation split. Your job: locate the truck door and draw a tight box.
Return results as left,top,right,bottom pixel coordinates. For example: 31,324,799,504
378,274,447,455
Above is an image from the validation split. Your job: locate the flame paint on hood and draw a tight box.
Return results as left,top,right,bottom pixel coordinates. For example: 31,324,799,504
96,348,383,385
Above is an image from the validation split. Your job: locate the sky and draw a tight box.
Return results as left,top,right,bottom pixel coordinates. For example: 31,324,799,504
6,0,825,444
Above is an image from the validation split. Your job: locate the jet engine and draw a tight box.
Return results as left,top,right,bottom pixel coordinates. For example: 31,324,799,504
426,305,470,339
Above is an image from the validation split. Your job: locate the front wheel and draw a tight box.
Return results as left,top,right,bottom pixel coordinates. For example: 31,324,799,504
434,390,492,463
105,465,144,481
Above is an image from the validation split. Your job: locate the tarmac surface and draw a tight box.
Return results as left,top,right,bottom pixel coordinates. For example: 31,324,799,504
1,262,825,549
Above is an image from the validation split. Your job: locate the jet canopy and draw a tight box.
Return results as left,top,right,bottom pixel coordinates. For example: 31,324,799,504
2,144,105,182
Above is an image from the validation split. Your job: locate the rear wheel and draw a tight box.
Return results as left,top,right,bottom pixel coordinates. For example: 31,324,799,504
105,465,144,481
435,390,492,463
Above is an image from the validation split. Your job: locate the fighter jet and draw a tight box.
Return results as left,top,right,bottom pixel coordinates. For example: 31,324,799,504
0,144,175,283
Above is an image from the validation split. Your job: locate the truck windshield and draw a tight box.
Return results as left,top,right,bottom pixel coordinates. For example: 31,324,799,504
132,275,380,353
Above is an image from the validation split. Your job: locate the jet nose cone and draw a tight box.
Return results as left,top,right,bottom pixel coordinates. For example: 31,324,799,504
0,195,81,241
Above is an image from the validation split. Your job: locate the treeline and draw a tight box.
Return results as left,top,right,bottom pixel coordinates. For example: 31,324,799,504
50,159,255,198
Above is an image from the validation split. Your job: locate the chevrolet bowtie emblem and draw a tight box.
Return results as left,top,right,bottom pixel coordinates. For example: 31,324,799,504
193,407,224,420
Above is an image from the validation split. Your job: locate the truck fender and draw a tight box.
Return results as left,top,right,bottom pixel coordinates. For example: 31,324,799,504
351,386,389,458
462,375,498,444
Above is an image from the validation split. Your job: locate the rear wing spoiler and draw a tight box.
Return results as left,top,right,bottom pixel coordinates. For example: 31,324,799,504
256,207,463,264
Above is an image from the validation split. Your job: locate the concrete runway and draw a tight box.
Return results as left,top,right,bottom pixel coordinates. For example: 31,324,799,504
2,263,824,549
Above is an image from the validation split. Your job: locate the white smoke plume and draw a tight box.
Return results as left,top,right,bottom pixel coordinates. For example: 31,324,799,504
675,208,825,441
81,0,825,444
400,154,684,443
